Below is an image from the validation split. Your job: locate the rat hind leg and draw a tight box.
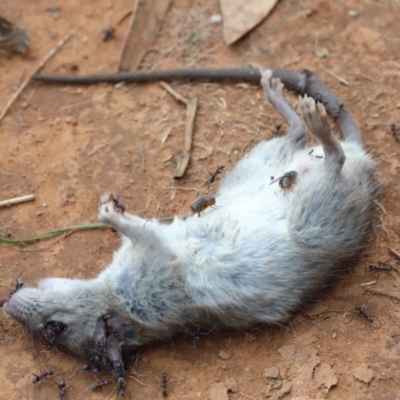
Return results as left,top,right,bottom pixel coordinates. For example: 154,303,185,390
260,68,305,146
299,95,345,171
272,69,362,147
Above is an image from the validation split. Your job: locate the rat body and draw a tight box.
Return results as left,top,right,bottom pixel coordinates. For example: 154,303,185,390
4,69,376,390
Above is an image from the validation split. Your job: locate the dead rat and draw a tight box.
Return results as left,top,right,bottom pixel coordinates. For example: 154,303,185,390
4,68,377,391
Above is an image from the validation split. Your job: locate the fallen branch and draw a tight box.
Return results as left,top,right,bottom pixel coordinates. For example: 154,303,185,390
0,31,75,125
0,194,35,208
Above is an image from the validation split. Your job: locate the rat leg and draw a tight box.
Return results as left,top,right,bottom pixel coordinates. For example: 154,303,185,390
107,334,126,395
260,68,305,146
99,192,164,244
299,95,345,170
273,69,362,146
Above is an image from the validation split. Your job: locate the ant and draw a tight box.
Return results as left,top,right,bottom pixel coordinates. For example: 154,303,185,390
161,372,169,397
91,379,111,391
209,165,224,183
390,123,399,142
112,195,126,213
272,123,282,137
355,306,373,324
56,380,67,398
182,326,216,347
32,369,54,384
333,103,344,122
101,27,115,41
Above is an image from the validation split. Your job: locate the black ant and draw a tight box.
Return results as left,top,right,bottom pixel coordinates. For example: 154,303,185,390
112,195,126,213
32,369,54,384
91,379,111,391
56,380,67,398
333,103,344,122
368,263,392,273
209,165,224,183
161,372,169,397
272,123,282,137
390,123,399,142
355,306,373,324
101,27,115,41
182,325,217,347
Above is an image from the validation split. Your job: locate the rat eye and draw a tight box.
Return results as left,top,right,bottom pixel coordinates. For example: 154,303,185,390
42,321,66,345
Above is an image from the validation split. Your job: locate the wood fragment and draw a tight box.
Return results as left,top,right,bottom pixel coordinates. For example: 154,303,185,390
0,167,11,176
141,148,146,171
0,31,75,125
360,281,376,287
174,96,198,179
126,375,144,386
0,194,35,208
158,82,198,179
389,247,400,261
118,0,172,71
238,392,257,400
159,82,188,105
318,63,349,85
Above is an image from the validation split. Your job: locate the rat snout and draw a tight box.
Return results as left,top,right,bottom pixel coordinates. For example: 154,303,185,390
3,287,46,330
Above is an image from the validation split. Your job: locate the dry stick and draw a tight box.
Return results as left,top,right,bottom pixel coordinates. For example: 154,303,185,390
158,82,198,178
174,96,197,178
126,375,144,386
389,247,400,261
0,194,35,208
318,62,349,86
0,31,75,125
239,392,257,400
140,148,146,171
159,81,188,105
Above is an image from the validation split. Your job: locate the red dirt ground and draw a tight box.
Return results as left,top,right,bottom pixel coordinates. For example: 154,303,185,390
1,1,400,399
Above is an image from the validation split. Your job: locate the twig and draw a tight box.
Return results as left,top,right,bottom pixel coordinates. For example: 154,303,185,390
158,82,198,178
360,281,376,287
0,167,11,176
0,31,75,125
60,99,92,111
126,375,144,386
0,194,35,208
174,96,197,178
389,247,400,261
141,148,146,171
239,392,257,400
318,62,349,85
106,385,117,400
159,81,188,105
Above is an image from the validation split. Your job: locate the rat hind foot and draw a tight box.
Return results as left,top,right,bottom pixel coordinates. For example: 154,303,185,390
299,95,345,170
260,68,305,145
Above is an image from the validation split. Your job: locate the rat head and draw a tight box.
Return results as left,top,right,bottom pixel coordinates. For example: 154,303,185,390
3,277,103,359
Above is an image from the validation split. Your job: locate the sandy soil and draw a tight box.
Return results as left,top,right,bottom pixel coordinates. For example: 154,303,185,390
1,0,400,399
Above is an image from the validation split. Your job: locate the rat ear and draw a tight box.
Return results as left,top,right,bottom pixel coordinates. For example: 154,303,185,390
38,278,82,291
